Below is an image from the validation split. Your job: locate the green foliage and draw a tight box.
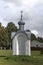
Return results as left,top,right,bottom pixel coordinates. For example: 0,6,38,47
0,22,18,48
6,22,17,32
31,33,43,43
6,22,18,48
37,37,43,43
0,22,2,27
6,22,18,40
0,25,9,47
31,33,36,41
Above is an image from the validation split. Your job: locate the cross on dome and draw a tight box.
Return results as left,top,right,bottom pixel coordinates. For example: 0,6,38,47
18,11,25,31
21,11,23,20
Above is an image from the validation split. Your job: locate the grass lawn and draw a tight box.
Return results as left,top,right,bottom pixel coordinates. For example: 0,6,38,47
0,50,43,65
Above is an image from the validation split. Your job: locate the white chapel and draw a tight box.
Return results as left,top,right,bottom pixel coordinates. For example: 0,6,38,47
11,11,31,56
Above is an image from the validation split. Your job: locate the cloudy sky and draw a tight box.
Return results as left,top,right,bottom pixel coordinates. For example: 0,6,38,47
0,0,43,37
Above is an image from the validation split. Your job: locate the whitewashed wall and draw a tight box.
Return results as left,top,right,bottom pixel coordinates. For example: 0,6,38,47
12,32,31,56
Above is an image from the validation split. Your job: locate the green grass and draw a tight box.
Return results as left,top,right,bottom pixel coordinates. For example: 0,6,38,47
0,50,43,65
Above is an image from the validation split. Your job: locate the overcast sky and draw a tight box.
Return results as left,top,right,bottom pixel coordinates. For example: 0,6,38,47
0,0,43,37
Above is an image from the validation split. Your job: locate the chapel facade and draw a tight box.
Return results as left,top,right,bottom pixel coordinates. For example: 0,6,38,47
11,11,31,56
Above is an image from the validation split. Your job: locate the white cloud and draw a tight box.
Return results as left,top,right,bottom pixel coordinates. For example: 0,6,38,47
0,0,43,37
31,30,39,37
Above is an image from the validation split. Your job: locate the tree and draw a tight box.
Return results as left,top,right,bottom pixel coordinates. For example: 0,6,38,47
6,22,17,32
0,24,9,48
31,33,36,41
0,22,2,27
6,22,18,49
37,37,43,43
